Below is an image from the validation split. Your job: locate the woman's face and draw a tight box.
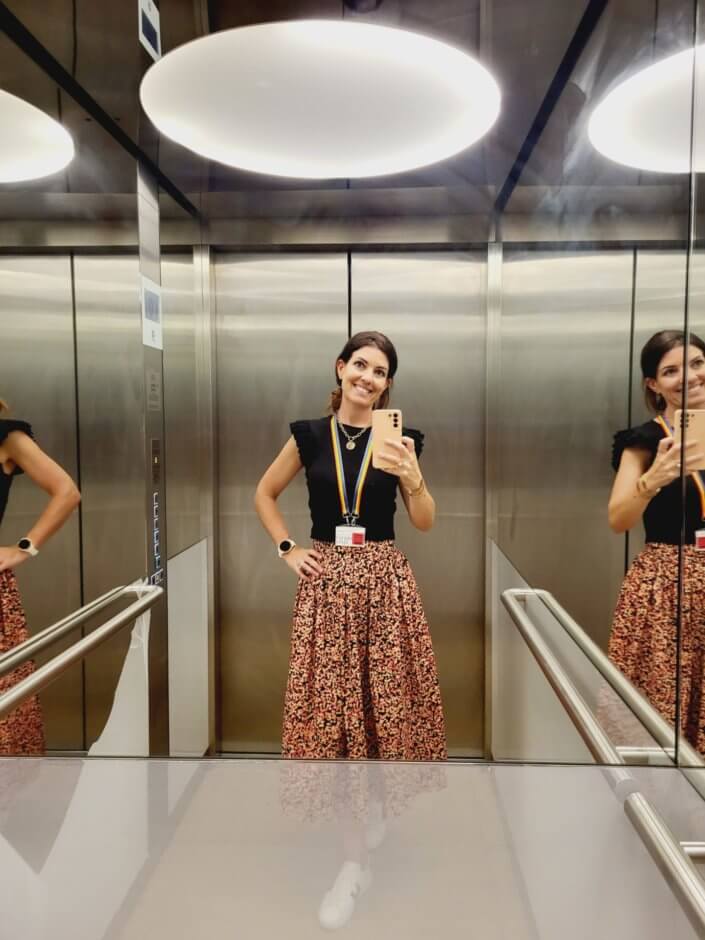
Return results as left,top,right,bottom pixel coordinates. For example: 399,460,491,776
647,344,705,410
336,345,391,410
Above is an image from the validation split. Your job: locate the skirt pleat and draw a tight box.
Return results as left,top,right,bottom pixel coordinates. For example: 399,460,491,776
0,569,44,755
282,540,447,761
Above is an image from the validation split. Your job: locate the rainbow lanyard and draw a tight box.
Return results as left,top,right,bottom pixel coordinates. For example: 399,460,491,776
329,416,373,525
654,414,705,518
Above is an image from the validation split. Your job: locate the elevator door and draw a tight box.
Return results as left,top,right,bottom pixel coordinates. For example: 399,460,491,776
215,251,485,755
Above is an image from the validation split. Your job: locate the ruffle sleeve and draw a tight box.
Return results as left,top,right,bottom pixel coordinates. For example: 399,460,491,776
290,420,316,468
0,419,34,476
611,422,660,471
404,427,424,459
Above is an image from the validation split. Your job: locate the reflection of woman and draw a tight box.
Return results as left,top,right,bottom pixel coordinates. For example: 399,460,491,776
279,758,446,929
254,331,446,761
0,403,81,754
608,330,705,751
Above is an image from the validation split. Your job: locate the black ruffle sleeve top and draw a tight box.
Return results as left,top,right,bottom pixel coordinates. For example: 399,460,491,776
612,418,702,545
0,419,33,527
290,416,424,543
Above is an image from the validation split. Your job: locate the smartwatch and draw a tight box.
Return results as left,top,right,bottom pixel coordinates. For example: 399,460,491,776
17,538,39,557
277,538,296,558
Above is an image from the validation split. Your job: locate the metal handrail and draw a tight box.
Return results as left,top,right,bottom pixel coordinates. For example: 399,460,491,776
0,584,130,679
501,589,629,769
0,585,162,721
501,589,705,935
530,588,705,769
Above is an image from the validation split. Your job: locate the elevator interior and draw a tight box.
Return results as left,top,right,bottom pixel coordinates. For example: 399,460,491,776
6,1,705,937
0,0,703,772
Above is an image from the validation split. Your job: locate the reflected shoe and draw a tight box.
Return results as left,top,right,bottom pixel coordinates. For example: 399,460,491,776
365,800,386,851
318,861,372,930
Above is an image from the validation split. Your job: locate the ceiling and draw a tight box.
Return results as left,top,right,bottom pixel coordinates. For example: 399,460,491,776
0,0,697,234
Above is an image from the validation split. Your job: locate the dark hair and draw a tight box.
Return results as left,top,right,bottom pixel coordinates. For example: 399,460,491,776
641,330,705,412
328,331,398,413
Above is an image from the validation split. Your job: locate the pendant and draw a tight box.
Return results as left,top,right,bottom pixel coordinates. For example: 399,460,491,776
346,441,356,450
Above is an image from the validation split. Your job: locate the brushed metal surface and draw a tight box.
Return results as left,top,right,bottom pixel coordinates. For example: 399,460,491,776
484,241,503,758
73,254,147,747
137,166,169,754
162,253,201,557
0,254,83,749
351,252,486,756
215,253,348,752
497,250,634,654
193,245,218,752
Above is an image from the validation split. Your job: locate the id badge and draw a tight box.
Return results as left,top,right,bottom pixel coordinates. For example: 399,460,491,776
696,529,705,551
335,525,366,547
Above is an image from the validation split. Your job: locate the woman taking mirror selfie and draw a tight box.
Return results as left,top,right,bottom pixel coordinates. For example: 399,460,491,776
0,402,81,754
609,330,705,752
254,330,447,762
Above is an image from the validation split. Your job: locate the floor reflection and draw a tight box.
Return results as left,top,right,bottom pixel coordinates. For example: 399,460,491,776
0,758,703,939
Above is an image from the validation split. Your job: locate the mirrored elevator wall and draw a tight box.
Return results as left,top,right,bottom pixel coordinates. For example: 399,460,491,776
496,248,689,652
214,251,486,756
211,243,686,757
0,253,148,750
1,244,683,756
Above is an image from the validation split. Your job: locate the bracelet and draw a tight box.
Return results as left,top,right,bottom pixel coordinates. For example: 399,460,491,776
406,477,425,498
636,474,661,499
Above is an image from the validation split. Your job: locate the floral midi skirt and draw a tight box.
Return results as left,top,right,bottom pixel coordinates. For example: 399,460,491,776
282,540,447,761
608,542,705,753
0,569,44,755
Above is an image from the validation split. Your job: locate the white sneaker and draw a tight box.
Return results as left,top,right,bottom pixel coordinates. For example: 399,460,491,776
318,861,372,930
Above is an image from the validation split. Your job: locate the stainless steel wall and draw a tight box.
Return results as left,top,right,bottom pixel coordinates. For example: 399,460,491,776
162,247,218,750
0,255,83,749
215,253,348,752
161,253,201,558
351,253,486,755
73,255,147,745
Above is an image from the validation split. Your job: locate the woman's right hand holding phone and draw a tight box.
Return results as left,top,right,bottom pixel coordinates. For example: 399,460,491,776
646,437,705,490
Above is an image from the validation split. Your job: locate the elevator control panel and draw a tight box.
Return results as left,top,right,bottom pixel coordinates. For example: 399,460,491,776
150,489,163,586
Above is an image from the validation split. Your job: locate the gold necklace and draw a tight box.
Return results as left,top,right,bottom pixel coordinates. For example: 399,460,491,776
337,419,369,451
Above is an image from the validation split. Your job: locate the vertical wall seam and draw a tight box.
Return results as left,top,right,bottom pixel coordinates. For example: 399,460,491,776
624,247,638,577
69,251,88,752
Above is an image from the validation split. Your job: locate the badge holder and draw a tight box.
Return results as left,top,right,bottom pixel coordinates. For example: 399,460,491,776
335,514,366,548
330,418,371,550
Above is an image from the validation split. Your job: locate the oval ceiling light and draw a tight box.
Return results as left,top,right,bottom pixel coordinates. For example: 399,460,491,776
588,45,705,173
0,90,74,183
139,20,501,179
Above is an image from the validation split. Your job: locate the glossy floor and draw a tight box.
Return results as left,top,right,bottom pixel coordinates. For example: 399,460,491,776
2,758,705,939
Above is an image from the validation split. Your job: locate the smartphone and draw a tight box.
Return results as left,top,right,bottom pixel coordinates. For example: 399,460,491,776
674,409,705,470
371,409,402,470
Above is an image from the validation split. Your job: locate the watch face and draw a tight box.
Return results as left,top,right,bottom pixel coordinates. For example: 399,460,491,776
279,539,293,554
18,539,31,550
